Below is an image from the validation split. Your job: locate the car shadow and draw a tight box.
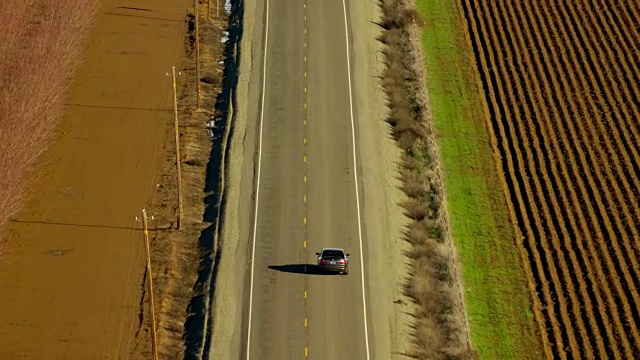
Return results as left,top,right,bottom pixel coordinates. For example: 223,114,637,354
268,264,336,275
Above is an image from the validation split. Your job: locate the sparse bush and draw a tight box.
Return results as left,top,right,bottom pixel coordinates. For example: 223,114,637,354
403,198,429,220
0,0,99,249
397,130,419,150
402,173,426,198
402,153,420,170
428,225,444,242
378,0,475,357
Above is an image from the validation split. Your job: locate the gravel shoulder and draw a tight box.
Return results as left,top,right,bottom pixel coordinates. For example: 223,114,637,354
346,0,413,358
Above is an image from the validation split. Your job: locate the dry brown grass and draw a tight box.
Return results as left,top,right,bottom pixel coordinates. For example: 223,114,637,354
130,2,230,358
378,0,477,358
0,0,99,250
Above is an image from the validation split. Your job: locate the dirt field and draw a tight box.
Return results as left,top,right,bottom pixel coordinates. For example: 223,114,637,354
459,0,640,358
0,1,193,358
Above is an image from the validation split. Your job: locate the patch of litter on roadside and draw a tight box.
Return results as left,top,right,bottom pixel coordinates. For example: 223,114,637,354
206,116,220,140
221,31,229,43
224,0,232,14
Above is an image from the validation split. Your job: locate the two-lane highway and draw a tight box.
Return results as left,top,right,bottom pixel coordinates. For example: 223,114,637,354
244,0,370,357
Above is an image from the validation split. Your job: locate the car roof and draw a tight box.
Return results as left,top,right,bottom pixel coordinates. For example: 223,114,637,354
321,247,345,252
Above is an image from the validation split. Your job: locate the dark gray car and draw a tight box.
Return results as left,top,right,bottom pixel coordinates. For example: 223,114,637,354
315,248,350,275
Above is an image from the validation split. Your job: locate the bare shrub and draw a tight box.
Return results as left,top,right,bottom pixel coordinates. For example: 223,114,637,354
402,198,429,220
402,153,420,170
402,172,426,198
378,0,475,356
397,130,419,150
404,221,429,246
0,0,100,249
379,28,404,47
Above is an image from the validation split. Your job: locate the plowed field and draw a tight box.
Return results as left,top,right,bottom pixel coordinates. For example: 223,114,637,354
459,0,640,358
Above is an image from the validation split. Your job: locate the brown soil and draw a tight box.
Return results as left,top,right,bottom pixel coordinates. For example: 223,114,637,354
0,1,225,358
460,0,640,358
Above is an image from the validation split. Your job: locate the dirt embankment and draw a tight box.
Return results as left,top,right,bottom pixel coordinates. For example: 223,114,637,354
377,0,477,358
134,1,233,359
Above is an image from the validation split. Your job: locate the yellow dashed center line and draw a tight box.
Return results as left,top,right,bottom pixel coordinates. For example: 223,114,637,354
303,1,310,358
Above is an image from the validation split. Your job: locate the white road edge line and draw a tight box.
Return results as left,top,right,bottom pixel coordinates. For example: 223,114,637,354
341,0,371,358
245,0,269,357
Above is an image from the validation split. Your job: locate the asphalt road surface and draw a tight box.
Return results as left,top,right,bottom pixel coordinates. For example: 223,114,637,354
244,0,370,358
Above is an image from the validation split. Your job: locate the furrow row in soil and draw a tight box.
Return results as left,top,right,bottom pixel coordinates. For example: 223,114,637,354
531,3,638,358
459,0,640,358
557,0,640,250
546,3,640,352
497,1,614,357
457,2,555,358
481,0,595,356
459,0,564,356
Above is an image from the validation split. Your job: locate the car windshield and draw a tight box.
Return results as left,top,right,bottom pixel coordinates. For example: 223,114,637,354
322,250,344,259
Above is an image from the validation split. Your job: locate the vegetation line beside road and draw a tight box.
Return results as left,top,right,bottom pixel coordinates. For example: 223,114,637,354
377,0,475,357
137,2,232,358
412,0,543,358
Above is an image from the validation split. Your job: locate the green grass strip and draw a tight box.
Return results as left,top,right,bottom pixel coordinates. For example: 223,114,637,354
413,1,543,359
